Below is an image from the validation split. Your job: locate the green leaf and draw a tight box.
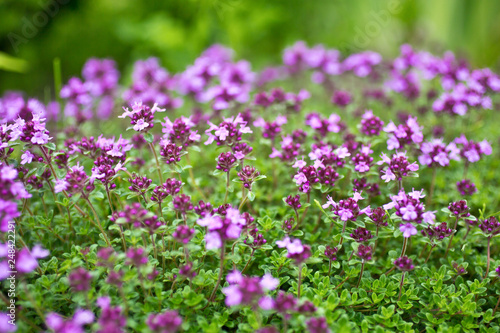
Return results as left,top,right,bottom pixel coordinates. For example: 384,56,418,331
144,132,154,143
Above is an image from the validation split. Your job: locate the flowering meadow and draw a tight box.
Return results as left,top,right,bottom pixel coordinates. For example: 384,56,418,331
2,42,500,332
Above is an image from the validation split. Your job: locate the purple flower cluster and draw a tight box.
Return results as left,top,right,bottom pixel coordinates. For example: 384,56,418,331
276,237,311,264
222,270,278,308
197,207,247,249
323,192,370,222
119,101,165,132
383,116,423,150
378,152,419,182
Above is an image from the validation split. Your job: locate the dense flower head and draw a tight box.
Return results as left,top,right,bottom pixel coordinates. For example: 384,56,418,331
282,217,296,233
285,194,302,211
305,112,343,137
205,114,252,146
350,227,373,243
343,51,382,77
383,116,423,150
96,297,126,333
151,178,183,203
179,262,196,278
294,165,320,193
456,179,477,196
297,300,317,314
160,142,183,165
217,152,237,172
172,225,195,244
453,135,492,163
222,271,278,307
453,262,467,276
394,256,415,271
274,291,297,313
68,267,92,292
194,200,213,217
56,163,95,197
307,317,330,333
323,192,370,222
355,244,373,261
119,101,165,132
369,207,388,228
141,215,163,234
421,222,453,242
172,194,193,214
1,93,48,123
324,245,338,261
448,200,471,219
384,189,427,224
146,310,183,333
331,90,352,107
128,173,152,195
276,236,311,264
317,165,340,187
197,208,247,249
419,139,460,167
0,244,49,279
309,144,349,170
360,110,384,136
161,116,200,147
46,309,94,333
124,58,182,109
82,58,119,97
269,134,304,162
244,227,267,248
60,77,92,118
352,145,374,173
232,142,253,160
92,155,125,188
478,217,500,236
254,115,287,140
378,152,419,182
96,247,116,269
126,247,148,267
8,101,52,145
110,203,150,225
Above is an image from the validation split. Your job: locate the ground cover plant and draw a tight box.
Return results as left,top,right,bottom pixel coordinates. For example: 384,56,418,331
1,42,500,332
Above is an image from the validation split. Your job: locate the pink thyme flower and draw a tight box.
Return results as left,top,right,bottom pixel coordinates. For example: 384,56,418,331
399,223,418,238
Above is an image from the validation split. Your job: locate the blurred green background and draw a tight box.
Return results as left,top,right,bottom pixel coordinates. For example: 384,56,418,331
1,0,500,96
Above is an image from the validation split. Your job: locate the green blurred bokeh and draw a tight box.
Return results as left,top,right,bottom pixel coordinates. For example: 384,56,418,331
1,0,500,96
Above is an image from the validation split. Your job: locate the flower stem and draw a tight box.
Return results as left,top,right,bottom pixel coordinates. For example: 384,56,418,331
39,146,86,217
397,272,406,302
106,187,127,252
241,248,255,274
424,245,435,263
297,263,303,299
148,142,164,183
484,236,491,279
445,216,459,257
239,192,249,211
418,243,428,259
297,192,310,229
85,197,111,247
426,167,437,206
209,243,226,302
401,237,408,257
151,234,158,260
493,294,500,315
356,261,365,288
186,153,207,201
224,172,230,204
